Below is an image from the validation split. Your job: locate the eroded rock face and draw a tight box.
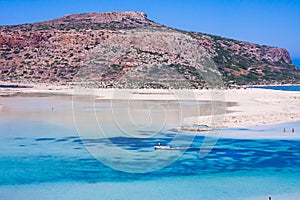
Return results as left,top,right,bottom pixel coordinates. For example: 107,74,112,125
192,33,298,84
0,11,299,87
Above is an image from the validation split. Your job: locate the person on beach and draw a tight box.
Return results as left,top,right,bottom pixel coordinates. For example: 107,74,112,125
292,128,295,133
284,128,286,134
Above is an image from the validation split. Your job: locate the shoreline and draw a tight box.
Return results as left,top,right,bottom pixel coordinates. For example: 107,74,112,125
1,85,300,128
245,83,300,87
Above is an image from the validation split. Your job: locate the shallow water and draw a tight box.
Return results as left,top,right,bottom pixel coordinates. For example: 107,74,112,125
0,95,300,199
1,174,300,200
1,132,300,184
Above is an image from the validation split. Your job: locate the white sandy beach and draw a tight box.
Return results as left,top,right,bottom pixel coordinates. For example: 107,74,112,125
193,88,300,128
1,85,300,129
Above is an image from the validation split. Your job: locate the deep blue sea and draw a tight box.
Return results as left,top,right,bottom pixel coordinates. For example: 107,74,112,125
292,58,300,68
253,85,300,91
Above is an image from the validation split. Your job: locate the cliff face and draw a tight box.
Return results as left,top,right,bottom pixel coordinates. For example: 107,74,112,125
192,33,299,85
0,11,299,88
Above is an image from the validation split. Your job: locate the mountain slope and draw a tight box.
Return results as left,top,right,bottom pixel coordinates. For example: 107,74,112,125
0,11,299,88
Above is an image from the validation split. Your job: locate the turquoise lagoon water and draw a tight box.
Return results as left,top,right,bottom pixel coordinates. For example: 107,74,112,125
1,94,300,199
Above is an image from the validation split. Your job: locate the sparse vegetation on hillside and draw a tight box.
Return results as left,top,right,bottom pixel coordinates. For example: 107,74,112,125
0,11,299,88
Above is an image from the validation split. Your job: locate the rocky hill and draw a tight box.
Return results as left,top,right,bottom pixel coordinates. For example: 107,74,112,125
0,11,299,88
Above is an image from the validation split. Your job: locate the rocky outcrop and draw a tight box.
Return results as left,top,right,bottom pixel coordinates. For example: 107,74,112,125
0,11,299,88
53,11,148,24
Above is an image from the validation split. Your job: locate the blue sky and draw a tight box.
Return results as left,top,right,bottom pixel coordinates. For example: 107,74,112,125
0,0,299,61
